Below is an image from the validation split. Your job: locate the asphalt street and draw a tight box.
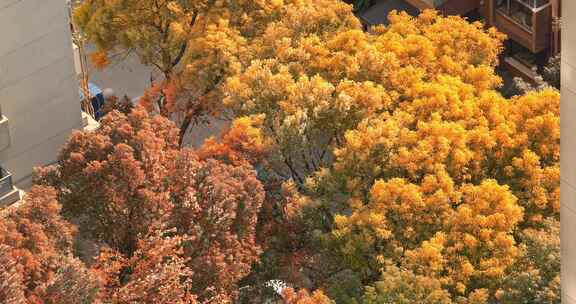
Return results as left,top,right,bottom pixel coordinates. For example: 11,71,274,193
85,45,227,148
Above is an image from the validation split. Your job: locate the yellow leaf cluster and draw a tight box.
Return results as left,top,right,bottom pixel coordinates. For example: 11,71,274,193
210,6,558,301
325,86,558,302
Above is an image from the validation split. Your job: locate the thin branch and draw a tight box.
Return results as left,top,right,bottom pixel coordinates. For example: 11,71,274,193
170,11,199,68
284,157,304,185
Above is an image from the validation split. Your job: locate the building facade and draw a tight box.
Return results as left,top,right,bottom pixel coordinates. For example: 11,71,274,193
561,0,576,302
0,0,84,205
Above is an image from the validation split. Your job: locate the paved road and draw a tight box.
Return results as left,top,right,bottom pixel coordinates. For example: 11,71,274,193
85,46,226,148
85,45,157,99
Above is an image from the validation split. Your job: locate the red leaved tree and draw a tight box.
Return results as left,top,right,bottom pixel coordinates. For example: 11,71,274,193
282,287,333,304
0,244,26,304
0,186,101,303
0,186,78,300
93,230,197,304
168,151,264,302
35,106,180,254
34,106,265,303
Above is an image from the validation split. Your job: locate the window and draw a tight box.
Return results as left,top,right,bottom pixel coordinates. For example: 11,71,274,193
496,0,550,33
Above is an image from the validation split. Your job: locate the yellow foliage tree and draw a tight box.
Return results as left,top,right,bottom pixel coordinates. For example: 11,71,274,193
310,79,558,303
313,82,558,301
74,0,358,145
216,9,558,303
222,10,505,183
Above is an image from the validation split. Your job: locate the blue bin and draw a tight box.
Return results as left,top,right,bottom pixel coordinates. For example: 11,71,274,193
79,83,105,120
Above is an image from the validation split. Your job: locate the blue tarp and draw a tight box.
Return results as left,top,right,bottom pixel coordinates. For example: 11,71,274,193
79,83,105,120
78,82,103,100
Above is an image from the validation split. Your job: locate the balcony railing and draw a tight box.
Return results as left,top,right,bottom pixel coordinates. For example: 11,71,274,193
0,167,14,197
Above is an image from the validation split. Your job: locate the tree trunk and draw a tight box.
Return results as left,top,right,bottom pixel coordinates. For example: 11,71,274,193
178,115,193,148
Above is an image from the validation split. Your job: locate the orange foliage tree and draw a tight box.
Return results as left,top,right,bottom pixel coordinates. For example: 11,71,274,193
35,107,180,254
282,287,333,304
297,33,558,304
221,10,505,184
167,151,264,302
0,186,100,303
0,244,26,304
93,231,197,304
34,106,265,303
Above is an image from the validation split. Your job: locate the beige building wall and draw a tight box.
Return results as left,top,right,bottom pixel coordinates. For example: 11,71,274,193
562,0,576,302
0,0,83,188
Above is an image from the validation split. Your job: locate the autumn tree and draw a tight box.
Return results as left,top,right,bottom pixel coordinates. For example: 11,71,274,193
74,0,360,145
73,0,200,78
166,150,264,302
212,9,558,303
282,287,333,304
69,1,560,303
34,105,265,302
74,0,216,125
222,10,505,184
0,186,76,298
296,64,557,304
93,230,197,304
0,186,101,303
35,106,180,254
90,151,264,303
0,244,26,304
301,80,559,301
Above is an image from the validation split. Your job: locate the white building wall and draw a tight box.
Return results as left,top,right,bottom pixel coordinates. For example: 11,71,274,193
562,0,576,302
0,0,83,187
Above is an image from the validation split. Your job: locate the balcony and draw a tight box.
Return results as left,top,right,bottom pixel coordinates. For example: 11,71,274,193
0,166,20,207
493,0,552,53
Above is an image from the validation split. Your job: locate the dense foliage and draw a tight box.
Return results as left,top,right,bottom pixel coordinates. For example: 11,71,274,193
216,7,558,304
30,107,265,303
0,0,560,303
0,187,99,303
74,0,359,144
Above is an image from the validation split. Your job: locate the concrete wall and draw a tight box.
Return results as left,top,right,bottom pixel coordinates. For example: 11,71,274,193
0,0,83,187
562,0,576,302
